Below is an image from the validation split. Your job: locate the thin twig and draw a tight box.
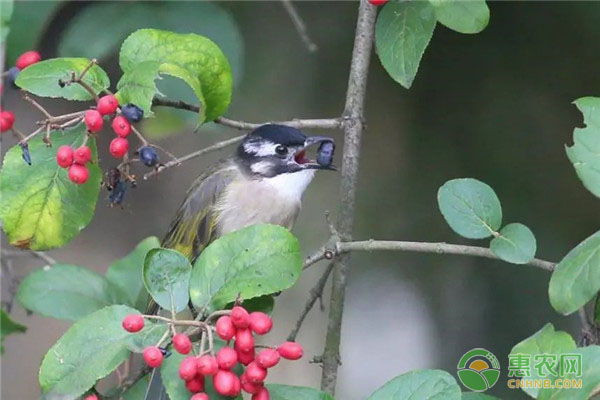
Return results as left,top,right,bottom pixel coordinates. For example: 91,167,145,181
282,0,318,52
130,125,149,147
23,92,53,119
320,1,377,394
151,97,342,131
287,262,334,342
303,239,556,272
143,135,246,179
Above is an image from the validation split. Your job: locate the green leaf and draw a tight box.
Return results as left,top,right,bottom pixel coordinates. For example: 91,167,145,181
537,345,600,400
0,0,13,42
0,309,26,353
115,61,161,117
437,178,502,239
267,384,333,400
367,369,461,400
125,320,169,353
57,1,244,86
566,97,600,198
0,125,102,250
429,0,489,34
229,295,275,315
143,248,192,313
490,223,537,264
121,375,150,400
375,1,436,89
509,323,576,398
106,236,161,311
189,224,302,313
17,264,125,321
549,230,600,315
158,62,206,123
39,305,137,399
15,58,109,101
119,29,232,124
461,394,500,400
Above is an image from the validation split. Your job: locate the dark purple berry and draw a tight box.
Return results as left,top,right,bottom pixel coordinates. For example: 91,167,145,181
317,141,334,167
7,67,20,88
139,146,159,167
20,143,31,165
121,103,144,122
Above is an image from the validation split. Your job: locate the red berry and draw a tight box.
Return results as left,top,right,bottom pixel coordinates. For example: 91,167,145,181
122,314,144,333
190,394,209,400
368,0,388,5
215,316,235,341
252,387,270,400
185,375,205,393
235,328,254,353
83,395,98,400
109,137,129,158
0,110,15,132
213,370,236,396
97,95,119,115
112,115,131,137
84,109,103,132
216,346,238,369
230,374,241,396
236,347,255,366
197,355,218,375
68,164,89,185
231,306,250,328
245,362,267,384
277,341,303,360
143,346,164,368
73,145,92,165
179,356,198,381
56,145,74,168
16,50,41,70
249,312,273,335
256,348,280,369
240,373,263,394
173,333,192,355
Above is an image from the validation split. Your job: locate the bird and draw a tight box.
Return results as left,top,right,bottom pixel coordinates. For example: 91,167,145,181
144,123,335,399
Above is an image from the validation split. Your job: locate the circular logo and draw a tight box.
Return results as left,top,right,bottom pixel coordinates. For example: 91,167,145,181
457,348,501,392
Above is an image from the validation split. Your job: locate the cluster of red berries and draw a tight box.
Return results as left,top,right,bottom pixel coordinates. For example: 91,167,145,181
1,51,43,135
82,95,141,160
122,306,304,400
56,144,93,184
368,0,388,6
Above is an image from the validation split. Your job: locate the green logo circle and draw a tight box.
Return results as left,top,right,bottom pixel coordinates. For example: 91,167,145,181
457,348,501,392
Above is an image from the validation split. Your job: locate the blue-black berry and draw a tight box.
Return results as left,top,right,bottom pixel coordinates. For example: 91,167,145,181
139,146,159,167
108,181,127,206
7,67,20,88
20,143,31,165
317,141,334,167
121,103,144,122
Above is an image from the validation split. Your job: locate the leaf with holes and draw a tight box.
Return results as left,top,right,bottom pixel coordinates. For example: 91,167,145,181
549,230,600,315
0,125,101,250
429,0,489,34
375,1,436,89
143,248,192,313
490,223,537,264
17,264,127,321
367,369,461,400
189,224,302,313
437,178,502,239
15,58,109,100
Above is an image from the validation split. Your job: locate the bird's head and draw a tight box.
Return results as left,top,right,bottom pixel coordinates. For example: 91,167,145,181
237,124,335,178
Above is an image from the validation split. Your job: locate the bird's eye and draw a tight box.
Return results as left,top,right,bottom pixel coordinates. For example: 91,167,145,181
275,145,287,155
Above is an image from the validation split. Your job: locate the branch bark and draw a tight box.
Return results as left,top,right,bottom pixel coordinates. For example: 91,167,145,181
320,0,377,394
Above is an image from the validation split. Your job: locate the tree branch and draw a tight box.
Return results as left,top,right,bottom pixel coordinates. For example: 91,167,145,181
281,0,318,52
151,98,342,130
320,0,377,394
304,239,556,272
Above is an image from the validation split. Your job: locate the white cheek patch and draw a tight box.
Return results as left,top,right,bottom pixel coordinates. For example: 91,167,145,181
244,141,281,157
250,161,273,175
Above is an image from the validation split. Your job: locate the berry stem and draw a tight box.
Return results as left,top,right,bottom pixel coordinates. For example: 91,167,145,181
155,327,172,348
18,126,44,146
129,124,149,146
22,92,53,119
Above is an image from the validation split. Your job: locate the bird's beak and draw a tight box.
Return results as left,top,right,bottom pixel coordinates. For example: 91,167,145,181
294,136,336,170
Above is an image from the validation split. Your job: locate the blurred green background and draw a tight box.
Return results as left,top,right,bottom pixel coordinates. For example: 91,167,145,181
1,1,600,399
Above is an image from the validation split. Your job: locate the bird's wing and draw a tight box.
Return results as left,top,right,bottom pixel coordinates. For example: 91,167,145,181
161,161,236,262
